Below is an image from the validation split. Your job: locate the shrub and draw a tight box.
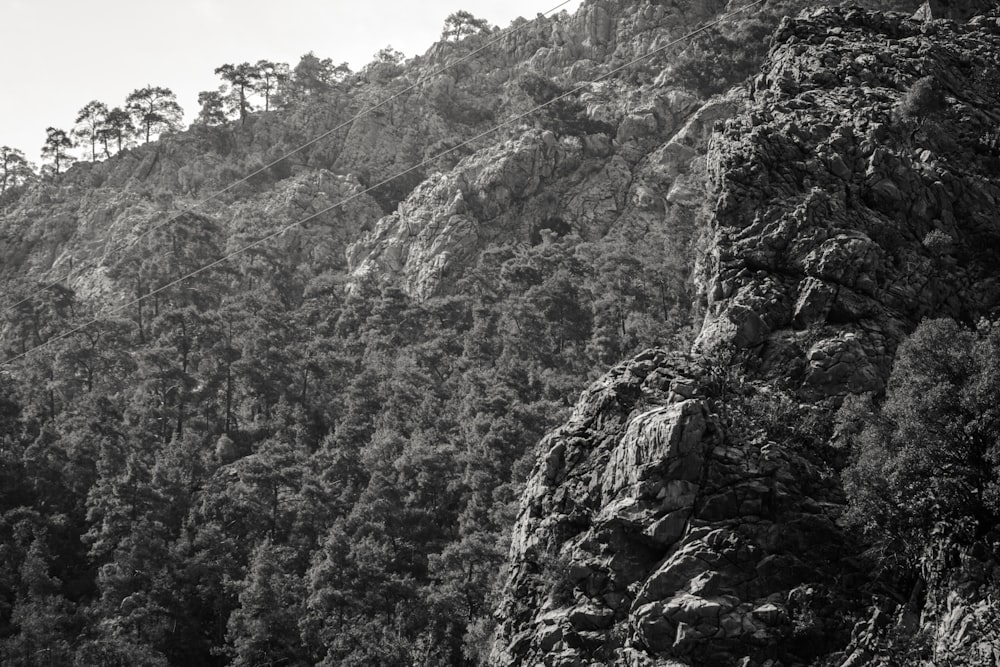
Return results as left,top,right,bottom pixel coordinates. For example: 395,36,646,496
843,318,1000,564
896,76,945,126
922,229,954,256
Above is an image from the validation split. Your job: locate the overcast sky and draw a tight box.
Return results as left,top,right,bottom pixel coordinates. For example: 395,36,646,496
0,0,584,163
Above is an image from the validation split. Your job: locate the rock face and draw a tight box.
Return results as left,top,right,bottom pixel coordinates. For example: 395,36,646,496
2,0,742,308
698,5,1000,400
492,348,855,666
0,159,382,303
346,86,724,299
493,5,1000,666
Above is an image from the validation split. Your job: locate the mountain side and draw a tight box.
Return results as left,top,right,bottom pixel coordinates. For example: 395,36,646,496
2,2,856,664
492,6,1000,666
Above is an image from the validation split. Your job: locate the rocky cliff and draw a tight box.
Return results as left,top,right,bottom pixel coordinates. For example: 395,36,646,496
0,0,749,307
4,0,998,664
492,5,1000,666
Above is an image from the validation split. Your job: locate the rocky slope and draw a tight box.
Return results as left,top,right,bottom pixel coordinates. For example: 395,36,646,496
345,88,731,299
491,5,1000,666
0,0,747,307
5,0,999,664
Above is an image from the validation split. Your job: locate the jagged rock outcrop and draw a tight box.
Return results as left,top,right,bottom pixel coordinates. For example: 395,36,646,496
698,5,1000,399
493,5,1000,666
492,346,856,666
345,86,737,299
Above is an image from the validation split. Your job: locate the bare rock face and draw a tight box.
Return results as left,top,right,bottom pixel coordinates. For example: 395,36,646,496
493,5,1000,666
697,5,1000,399
491,350,717,666
346,86,736,299
492,348,854,666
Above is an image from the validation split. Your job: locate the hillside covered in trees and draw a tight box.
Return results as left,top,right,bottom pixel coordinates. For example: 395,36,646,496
3,0,1000,665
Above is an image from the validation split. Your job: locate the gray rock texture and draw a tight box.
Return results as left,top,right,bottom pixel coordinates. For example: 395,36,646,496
492,5,1000,666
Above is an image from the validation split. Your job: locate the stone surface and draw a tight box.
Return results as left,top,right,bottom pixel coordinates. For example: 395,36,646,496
493,4,1000,666
346,84,737,299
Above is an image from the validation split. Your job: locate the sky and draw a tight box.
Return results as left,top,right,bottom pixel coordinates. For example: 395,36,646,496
0,0,584,164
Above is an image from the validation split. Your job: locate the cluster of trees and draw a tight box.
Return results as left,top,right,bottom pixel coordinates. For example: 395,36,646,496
0,9,505,184
441,11,493,41
0,147,35,199
837,318,1000,661
0,7,719,663
843,318,1000,563
197,59,321,127
15,86,186,180
0,189,693,665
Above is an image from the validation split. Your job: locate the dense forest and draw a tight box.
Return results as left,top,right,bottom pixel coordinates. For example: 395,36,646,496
6,0,998,665
0,230,689,665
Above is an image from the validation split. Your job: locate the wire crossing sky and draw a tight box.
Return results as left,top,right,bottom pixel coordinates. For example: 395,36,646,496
0,0,584,163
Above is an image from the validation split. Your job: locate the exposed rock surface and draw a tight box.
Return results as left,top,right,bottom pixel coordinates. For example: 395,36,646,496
1,0,738,307
698,5,1000,400
493,5,1000,666
346,87,727,299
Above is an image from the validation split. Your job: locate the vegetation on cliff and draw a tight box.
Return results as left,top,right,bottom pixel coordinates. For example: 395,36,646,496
7,0,1000,666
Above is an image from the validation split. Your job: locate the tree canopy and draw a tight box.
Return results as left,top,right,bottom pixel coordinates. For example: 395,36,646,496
0,146,34,196
40,127,75,175
126,86,183,143
215,63,261,123
73,101,109,161
441,11,493,41
844,318,1000,563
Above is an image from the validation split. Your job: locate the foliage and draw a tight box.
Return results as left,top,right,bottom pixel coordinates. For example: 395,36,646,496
197,89,229,127
253,60,290,112
73,101,109,161
40,127,75,176
896,75,945,125
285,52,342,104
0,146,35,198
100,107,136,154
0,203,696,662
126,86,183,143
441,11,493,41
668,14,776,96
215,62,261,123
365,46,406,83
0,6,719,663
843,318,1000,565
517,73,614,137
922,229,954,256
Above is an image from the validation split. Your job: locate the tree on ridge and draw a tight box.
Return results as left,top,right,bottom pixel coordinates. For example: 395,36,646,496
253,60,290,112
215,63,261,124
126,86,183,143
0,146,34,195
41,128,75,175
100,107,136,155
73,100,109,161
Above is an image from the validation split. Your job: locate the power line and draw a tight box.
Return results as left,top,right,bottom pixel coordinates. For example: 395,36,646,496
2,0,574,317
0,0,764,370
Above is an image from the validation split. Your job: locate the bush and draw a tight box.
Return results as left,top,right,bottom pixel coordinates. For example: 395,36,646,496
843,318,1000,564
517,73,614,137
922,229,954,256
896,76,945,125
